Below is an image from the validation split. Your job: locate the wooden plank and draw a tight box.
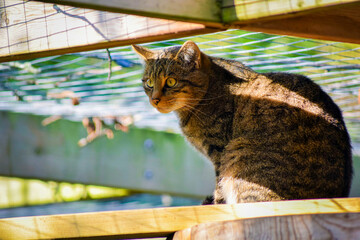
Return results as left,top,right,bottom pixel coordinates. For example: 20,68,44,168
4,0,30,55
0,198,359,239
222,0,360,44
34,0,360,46
38,0,357,26
240,2,360,44
0,0,10,57
37,0,356,25
222,0,359,23
35,0,222,25
0,111,215,198
173,213,360,239
0,0,216,63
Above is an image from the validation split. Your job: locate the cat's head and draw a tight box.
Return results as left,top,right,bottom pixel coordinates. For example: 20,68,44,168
132,41,209,113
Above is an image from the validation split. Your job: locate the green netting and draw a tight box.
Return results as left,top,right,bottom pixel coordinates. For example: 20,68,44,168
0,29,359,142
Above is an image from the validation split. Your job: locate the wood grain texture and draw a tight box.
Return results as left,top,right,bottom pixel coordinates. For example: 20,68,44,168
36,0,222,25
222,0,359,22
173,213,360,240
221,0,360,44
239,2,360,44
0,198,359,239
0,0,215,63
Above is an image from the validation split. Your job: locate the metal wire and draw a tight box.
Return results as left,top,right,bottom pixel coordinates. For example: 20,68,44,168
0,29,359,142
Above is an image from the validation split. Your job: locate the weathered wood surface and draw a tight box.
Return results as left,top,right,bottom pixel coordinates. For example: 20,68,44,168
38,0,359,24
37,0,360,44
35,0,222,25
0,111,215,198
222,0,359,23
237,2,360,44
0,198,359,239
173,213,360,240
0,0,215,62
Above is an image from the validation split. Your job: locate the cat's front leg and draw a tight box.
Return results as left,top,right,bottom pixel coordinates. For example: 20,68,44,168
201,188,225,204
218,176,283,203
214,185,226,204
202,195,214,205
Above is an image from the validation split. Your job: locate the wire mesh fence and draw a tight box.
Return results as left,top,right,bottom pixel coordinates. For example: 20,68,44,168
0,29,359,142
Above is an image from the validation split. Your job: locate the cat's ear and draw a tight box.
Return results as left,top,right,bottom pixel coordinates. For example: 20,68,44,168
132,44,155,60
175,41,201,68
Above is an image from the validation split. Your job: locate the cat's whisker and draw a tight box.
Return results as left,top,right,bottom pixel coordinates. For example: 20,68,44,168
185,106,209,118
175,94,228,102
182,104,213,124
182,105,208,127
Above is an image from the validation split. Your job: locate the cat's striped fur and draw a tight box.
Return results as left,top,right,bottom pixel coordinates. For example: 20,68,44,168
133,41,352,204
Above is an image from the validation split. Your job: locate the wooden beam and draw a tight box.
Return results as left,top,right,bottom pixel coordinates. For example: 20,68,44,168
0,112,215,198
35,0,223,26
37,0,358,26
222,0,360,23
0,0,217,63
34,0,360,46
173,213,360,239
0,198,359,239
240,3,360,44
223,0,360,44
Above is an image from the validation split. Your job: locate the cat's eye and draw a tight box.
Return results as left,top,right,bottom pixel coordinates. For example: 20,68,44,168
166,77,177,87
145,79,154,88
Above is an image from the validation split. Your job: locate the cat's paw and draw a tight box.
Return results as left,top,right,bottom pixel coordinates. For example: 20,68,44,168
202,195,214,205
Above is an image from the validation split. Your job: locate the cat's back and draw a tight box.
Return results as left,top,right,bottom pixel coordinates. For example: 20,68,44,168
262,72,344,122
224,68,352,199
231,70,348,136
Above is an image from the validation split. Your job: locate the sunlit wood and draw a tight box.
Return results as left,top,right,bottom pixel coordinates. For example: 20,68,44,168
0,198,359,239
222,0,359,22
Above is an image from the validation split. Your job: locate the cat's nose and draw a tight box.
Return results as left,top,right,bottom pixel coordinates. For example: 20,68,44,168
152,98,160,105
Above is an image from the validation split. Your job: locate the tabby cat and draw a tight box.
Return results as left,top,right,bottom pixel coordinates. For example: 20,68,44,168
132,41,352,204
